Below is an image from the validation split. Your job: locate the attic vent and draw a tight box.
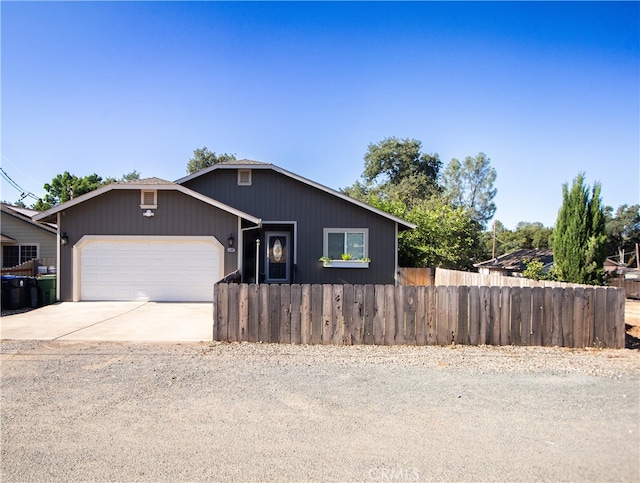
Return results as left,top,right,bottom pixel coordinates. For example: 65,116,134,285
238,169,252,186
140,190,158,209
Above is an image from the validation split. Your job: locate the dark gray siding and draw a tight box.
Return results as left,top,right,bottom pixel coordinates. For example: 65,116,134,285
58,189,238,301
183,169,398,285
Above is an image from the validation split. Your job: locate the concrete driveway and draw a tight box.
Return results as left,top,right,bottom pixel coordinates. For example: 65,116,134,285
0,302,213,342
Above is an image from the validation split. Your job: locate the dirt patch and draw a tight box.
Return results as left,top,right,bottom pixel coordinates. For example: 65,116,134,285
626,299,640,349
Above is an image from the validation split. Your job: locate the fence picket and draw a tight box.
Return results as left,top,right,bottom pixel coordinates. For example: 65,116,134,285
259,284,270,342
363,284,375,345
436,286,449,345
456,286,469,345
500,286,511,346
468,286,480,346
300,284,311,344
616,289,626,349
311,284,323,345
551,287,563,347
488,286,501,345
582,288,594,348
394,285,405,345
248,284,259,342
322,285,333,345
572,288,585,349
530,287,543,347
212,283,219,340
510,287,522,345
478,286,490,345
415,286,426,346
239,284,249,342
521,287,532,346
291,284,302,345
352,285,364,345
332,285,344,345
384,285,396,345
217,283,229,341
593,287,607,348
426,286,437,345
605,288,619,349
343,284,354,345
561,288,574,348
374,285,385,345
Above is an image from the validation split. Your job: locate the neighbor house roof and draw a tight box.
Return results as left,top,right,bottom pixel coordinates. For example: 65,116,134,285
1,204,57,235
175,159,417,230
33,180,262,226
474,248,554,272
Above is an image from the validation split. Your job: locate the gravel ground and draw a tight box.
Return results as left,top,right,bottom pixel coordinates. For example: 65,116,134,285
1,340,639,482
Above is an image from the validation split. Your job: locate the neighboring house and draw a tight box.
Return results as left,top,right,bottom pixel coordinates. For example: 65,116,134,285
35,162,415,302
604,257,628,278
474,248,553,277
1,204,56,269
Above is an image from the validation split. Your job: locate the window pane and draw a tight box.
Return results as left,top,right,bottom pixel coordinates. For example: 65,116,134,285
327,233,344,259
3,246,19,268
346,233,365,259
20,245,38,263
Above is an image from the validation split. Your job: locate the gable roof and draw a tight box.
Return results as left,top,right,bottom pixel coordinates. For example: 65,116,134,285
1,204,57,235
474,248,554,272
175,160,417,230
32,180,262,226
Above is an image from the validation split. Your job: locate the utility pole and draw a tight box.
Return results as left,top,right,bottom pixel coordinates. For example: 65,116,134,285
492,220,497,259
636,243,639,269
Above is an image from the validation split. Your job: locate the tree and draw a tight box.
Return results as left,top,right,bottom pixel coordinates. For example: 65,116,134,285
31,170,141,211
32,172,106,211
441,152,497,227
480,221,553,260
552,173,607,285
343,137,441,206
604,204,640,264
120,170,141,182
186,147,236,174
366,194,481,269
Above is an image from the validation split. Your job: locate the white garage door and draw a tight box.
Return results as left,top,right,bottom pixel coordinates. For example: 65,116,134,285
77,236,223,302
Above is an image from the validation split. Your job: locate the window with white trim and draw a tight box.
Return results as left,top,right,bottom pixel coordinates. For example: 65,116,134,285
323,228,368,260
2,245,38,268
140,190,158,209
238,169,252,186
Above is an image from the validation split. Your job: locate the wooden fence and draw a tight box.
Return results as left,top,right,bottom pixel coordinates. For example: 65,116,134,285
1,258,56,276
398,267,435,286
608,278,639,299
434,267,585,288
213,283,626,349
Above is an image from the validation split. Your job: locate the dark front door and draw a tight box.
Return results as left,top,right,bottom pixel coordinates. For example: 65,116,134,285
265,232,290,283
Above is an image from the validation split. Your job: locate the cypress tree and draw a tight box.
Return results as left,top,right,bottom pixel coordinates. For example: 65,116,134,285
552,174,606,285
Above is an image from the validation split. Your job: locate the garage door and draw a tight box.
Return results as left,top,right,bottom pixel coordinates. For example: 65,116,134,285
77,236,223,302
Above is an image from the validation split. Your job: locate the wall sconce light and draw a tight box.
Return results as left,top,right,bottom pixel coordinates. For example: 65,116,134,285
60,232,69,246
227,233,235,248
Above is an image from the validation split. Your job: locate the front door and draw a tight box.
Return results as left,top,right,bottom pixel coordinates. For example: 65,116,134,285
265,232,290,283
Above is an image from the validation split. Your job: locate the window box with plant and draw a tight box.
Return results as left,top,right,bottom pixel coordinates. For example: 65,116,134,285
320,228,371,268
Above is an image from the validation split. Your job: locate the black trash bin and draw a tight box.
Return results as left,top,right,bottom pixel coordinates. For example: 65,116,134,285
2,276,28,310
25,277,39,308
1,276,14,309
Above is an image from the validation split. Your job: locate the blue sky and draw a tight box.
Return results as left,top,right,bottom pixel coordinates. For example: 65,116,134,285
2,1,638,229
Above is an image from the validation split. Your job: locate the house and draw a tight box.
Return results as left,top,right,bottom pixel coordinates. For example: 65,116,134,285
1,204,57,271
34,162,415,302
474,248,553,277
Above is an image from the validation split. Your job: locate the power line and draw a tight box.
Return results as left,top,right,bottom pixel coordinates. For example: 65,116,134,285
0,167,41,203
